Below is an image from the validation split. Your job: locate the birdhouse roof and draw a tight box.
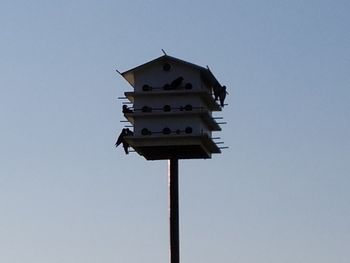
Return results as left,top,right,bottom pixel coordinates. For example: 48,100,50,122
119,54,222,88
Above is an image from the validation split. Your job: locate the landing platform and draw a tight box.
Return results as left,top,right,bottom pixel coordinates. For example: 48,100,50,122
124,134,221,160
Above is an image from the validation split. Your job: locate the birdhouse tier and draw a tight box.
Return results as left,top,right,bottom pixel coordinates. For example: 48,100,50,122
123,134,220,160
123,111,221,131
124,90,221,111
119,54,225,160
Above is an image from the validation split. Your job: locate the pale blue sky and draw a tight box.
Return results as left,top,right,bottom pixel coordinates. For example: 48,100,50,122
0,0,349,262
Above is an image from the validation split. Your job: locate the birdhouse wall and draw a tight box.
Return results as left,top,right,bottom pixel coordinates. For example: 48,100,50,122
200,78,213,92
134,62,202,92
133,116,209,136
198,121,212,135
133,96,209,112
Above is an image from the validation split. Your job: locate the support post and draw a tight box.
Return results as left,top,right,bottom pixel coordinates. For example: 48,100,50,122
168,158,179,263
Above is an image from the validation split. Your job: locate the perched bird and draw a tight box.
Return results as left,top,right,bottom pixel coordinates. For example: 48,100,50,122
122,105,132,113
219,85,228,107
170,77,184,89
115,128,127,147
123,129,134,154
122,140,130,154
115,128,134,154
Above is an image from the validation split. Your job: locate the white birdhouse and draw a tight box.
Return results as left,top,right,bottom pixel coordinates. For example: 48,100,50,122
118,54,226,160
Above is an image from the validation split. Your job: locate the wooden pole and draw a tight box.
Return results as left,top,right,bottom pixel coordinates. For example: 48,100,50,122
168,158,179,263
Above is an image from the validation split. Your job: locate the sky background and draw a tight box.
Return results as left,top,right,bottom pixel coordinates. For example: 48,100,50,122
1,0,349,262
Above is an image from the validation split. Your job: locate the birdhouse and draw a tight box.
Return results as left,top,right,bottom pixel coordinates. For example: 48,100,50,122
117,54,227,160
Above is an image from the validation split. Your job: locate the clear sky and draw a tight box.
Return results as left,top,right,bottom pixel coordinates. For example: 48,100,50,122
0,0,349,262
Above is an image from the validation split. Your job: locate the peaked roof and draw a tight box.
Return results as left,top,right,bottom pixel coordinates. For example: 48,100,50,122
119,54,222,88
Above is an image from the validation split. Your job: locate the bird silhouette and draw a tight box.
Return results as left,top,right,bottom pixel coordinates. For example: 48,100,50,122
170,77,184,89
219,85,228,107
122,105,132,113
115,128,134,154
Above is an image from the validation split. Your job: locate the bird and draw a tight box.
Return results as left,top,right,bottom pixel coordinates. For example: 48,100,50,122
170,77,184,89
219,85,228,107
123,129,134,154
122,105,132,113
115,128,134,154
115,128,127,147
